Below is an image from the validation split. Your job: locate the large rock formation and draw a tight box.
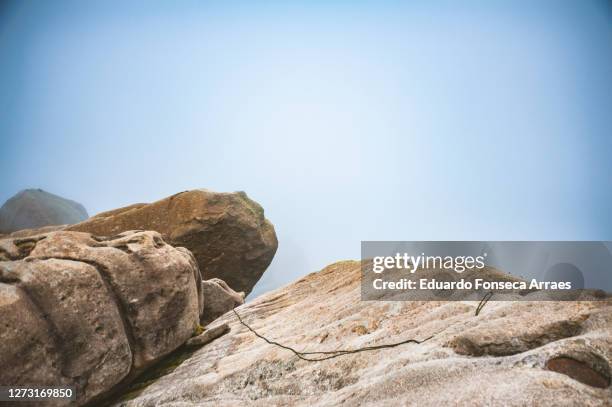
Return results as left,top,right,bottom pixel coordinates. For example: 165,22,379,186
0,189,88,233
0,230,202,406
117,262,611,406
67,190,277,295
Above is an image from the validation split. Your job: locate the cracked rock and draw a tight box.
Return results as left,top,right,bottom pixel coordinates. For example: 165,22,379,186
0,230,202,406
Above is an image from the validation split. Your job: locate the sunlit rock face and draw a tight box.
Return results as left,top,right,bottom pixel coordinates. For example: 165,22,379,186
118,261,611,406
0,230,202,406
0,189,88,234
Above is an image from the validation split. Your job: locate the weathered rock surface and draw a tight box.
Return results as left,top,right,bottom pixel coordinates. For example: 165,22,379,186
6,224,67,238
118,262,611,406
0,230,202,406
0,189,88,233
67,189,277,295
201,278,245,325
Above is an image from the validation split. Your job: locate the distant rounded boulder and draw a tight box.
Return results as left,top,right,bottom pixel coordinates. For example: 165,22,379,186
0,189,88,233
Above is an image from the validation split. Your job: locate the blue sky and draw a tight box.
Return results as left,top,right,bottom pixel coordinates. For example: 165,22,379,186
1,1,611,296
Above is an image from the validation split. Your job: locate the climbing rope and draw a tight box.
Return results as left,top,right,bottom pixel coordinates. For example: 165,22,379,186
231,290,495,361
475,291,493,316
232,308,433,362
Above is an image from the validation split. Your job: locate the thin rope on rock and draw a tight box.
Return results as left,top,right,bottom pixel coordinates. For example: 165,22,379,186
232,308,433,362
475,291,493,316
